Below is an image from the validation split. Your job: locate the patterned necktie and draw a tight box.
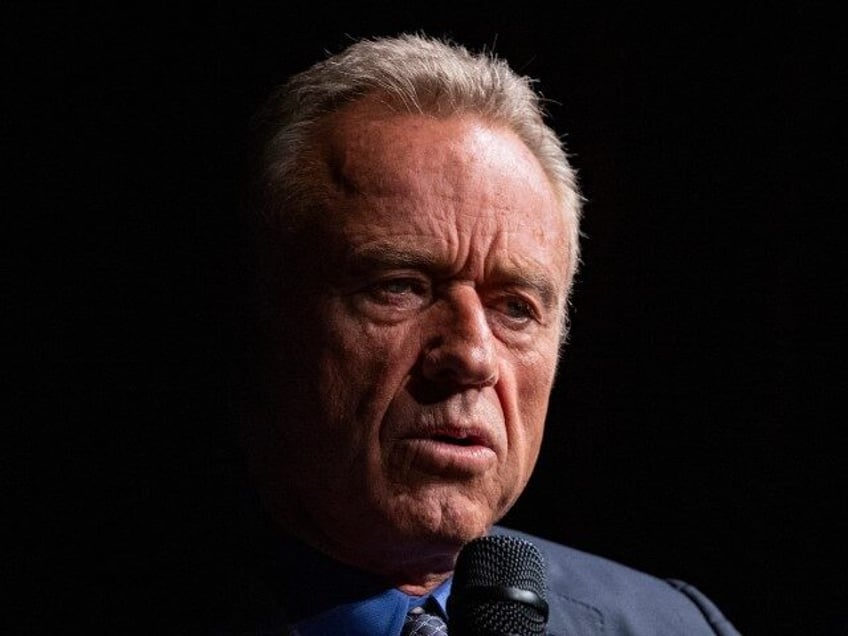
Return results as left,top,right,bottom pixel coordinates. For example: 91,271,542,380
402,603,448,636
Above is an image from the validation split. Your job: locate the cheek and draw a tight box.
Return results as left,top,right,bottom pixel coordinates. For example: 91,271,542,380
318,309,420,433
514,341,558,410
508,350,558,463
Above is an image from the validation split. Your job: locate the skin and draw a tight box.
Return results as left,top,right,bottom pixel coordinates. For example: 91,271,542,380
252,95,573,594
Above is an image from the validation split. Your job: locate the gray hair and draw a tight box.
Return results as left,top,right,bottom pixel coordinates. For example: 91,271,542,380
248,32,583,293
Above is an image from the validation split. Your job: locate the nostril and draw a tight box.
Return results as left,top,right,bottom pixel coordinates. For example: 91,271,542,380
420,339,498,389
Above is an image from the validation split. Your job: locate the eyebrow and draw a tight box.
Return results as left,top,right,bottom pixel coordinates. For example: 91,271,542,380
346,244,441,272
346,243,561,310
494,266,559,311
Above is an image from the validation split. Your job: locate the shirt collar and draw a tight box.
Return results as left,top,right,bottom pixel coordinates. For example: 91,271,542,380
291,580,451,636
269,535,452,636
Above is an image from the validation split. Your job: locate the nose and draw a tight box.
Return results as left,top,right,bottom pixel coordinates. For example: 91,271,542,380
421,285,499,388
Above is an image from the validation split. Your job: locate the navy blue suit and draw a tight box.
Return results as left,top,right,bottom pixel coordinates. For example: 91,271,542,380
205,516,740,635
490,527,740,635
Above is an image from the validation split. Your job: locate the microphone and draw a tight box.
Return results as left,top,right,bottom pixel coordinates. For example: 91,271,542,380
447,535,549,635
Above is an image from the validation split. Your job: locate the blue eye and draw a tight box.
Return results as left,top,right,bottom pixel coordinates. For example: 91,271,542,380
381,279,418,294
504,298,534,319
367,277,431,308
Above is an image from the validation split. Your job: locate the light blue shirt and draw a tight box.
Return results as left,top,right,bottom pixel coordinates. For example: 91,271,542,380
269,535,452,636
291,578,452,636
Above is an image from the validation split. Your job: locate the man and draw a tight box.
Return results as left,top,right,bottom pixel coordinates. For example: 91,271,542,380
231,33,740,635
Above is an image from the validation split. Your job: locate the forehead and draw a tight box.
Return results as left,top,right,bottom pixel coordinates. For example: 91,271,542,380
320,97,554,202
310,96,570,282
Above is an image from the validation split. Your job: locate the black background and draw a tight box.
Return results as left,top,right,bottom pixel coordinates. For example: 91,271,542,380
10,2,846,634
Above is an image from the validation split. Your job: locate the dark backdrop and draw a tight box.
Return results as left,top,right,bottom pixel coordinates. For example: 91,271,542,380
11,2,845,634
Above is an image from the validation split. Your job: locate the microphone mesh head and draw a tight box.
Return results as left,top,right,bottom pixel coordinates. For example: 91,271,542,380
449,535,547,635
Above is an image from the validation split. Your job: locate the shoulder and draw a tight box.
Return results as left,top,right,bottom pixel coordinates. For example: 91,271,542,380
490,526,739,636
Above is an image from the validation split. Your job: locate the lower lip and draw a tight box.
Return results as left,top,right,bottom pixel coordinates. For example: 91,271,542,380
398,438,497,475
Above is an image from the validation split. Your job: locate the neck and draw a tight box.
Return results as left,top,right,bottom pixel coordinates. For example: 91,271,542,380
274,512,459,594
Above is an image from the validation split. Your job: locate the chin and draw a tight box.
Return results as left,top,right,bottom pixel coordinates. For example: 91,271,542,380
394,493,498,549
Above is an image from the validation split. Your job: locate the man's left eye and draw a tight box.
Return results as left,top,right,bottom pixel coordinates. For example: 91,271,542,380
502,298,536,321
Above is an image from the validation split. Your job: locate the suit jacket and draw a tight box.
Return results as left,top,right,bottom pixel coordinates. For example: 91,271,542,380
490,526,740,635
200,521,739,635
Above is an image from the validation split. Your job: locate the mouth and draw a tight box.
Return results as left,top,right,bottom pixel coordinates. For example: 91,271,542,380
430,429,487,446
422,425,492,448
398,426,497,475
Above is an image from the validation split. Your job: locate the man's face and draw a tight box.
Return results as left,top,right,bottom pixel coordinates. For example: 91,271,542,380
259,97,573,579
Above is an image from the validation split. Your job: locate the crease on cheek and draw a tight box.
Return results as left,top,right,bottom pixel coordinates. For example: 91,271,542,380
319,296,423,460
498,357,550,467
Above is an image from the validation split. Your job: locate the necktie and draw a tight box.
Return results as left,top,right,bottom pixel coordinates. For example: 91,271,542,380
402,604,448,636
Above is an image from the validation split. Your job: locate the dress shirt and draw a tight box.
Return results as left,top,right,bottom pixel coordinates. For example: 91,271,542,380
268,535,452,636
